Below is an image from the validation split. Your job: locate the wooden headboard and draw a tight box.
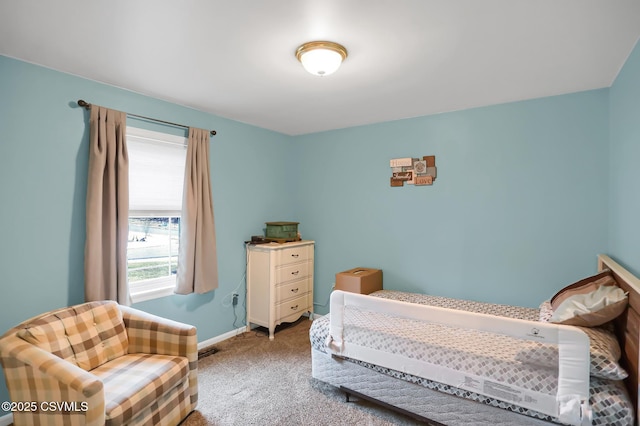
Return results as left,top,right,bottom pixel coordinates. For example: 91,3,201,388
597,254,640,422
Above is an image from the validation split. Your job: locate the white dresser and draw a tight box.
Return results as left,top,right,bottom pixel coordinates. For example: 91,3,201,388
246,240,314,340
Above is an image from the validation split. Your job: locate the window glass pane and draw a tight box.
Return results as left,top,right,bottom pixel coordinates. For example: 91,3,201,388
128,217,180,284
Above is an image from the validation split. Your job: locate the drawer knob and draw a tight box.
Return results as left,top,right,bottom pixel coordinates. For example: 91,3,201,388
291,288,299,293
291,254,299,258
291,270,299,276
291,305,298,310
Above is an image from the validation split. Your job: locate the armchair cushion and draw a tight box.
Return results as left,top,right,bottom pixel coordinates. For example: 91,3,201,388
16,301,128,371
92,353,188,425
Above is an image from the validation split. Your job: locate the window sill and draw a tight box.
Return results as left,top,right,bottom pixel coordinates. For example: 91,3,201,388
130,285,175,304
130,277,176,304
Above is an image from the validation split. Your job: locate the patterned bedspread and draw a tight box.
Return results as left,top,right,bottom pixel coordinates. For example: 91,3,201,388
310,290,634,426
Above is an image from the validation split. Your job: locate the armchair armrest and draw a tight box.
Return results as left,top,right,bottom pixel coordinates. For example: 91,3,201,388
119,306,199,407
1,335,103,397
0,334,105,426
119,305,197,358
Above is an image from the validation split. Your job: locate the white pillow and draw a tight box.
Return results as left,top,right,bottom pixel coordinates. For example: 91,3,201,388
550,283,627,326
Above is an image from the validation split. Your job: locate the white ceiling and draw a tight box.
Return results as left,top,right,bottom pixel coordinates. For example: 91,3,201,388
1,1,639,136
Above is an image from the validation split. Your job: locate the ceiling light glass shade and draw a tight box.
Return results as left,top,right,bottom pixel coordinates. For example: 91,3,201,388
296,41,348,77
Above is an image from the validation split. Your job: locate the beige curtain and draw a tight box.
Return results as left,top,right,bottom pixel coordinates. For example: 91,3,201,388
175,128,218,294
84,106,131,305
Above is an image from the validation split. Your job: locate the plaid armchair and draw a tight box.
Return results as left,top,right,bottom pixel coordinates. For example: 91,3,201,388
0,301,198,426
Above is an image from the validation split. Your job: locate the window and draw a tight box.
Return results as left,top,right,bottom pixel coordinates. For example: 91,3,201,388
127,127,187,303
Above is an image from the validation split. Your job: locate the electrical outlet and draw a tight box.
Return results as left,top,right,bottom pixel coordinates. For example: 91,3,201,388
232,293,238,306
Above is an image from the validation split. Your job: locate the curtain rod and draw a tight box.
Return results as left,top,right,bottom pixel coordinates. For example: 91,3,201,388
77,100,217,136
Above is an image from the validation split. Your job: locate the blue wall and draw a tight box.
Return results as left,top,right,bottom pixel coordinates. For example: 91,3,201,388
609,40,640,277
295,91,610,311
0,55,294,404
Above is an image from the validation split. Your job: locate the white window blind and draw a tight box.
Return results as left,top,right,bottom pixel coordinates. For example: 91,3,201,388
128,127,187,215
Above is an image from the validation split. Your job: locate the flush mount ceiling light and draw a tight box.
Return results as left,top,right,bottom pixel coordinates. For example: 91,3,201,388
295,41,348,77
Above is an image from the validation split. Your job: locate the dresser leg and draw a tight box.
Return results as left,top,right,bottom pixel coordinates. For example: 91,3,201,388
269,327,275,340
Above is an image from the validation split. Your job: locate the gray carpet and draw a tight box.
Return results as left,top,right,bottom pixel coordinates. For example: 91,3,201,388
182,317,424,425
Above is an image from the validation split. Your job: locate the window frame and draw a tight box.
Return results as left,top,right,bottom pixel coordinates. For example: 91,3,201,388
126,126,187,304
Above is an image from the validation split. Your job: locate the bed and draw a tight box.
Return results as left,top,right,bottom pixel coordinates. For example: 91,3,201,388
310,255,638,425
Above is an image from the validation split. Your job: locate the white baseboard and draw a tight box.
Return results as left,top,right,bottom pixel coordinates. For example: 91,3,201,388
197,326,246,351
0,326,247,426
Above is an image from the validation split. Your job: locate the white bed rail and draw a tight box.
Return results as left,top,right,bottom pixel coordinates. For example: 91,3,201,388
327,290,591,426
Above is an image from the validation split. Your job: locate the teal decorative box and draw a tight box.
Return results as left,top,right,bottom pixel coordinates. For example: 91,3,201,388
265,222,299,240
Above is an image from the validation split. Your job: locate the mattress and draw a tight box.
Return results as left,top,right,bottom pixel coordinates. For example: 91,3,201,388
310,290,633,425
312,347,553,426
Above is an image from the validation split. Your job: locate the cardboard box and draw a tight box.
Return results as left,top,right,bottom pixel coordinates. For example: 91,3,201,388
335,268,383,295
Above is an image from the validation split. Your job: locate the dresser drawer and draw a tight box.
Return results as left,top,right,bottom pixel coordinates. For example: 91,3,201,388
275,262,310,284
275,245,311,266
276,279,310,302
276,294,310,320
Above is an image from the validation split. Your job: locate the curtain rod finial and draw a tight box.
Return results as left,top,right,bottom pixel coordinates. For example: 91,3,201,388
77,99,91,110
